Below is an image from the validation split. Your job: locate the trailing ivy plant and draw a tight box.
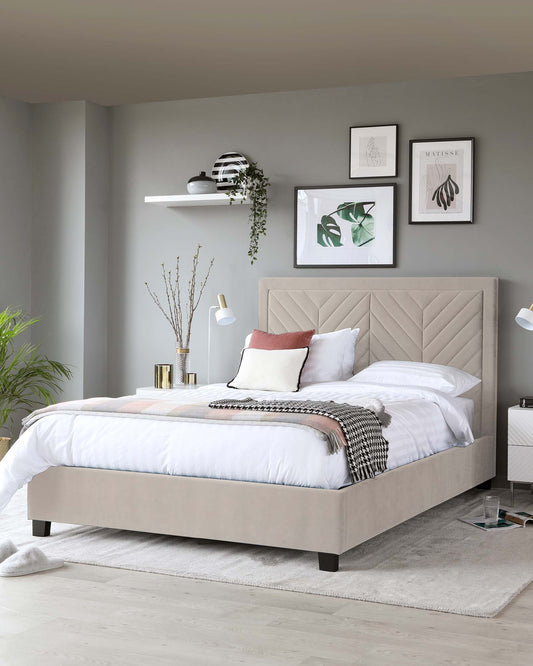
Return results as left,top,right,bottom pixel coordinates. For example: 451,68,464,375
226,162,270,264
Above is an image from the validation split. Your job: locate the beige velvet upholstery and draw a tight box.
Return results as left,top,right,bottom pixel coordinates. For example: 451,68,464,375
28,435,494,555
28,277,498,559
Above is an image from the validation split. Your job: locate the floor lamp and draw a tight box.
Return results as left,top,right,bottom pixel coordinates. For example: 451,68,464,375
207,294,236,384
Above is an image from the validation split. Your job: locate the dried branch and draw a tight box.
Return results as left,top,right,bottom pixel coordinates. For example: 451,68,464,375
145,245,214,349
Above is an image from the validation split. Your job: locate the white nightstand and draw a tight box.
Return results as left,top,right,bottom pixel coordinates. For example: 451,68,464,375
136,385,205,399
508,405,533,504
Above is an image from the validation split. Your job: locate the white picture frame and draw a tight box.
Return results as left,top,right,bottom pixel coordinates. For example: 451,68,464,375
349,124,398,178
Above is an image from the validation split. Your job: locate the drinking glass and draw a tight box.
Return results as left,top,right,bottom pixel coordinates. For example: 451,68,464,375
483,495,500,527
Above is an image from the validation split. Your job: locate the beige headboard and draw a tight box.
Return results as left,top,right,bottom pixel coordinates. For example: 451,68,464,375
259,277,498,439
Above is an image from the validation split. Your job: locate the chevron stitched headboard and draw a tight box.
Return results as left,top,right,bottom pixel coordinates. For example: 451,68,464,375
258,277,498,438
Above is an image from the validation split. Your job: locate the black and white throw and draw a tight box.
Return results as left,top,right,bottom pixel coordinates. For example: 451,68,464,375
209,398,389,482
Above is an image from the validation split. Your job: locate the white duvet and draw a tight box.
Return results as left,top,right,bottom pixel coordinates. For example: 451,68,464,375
0,381,474,513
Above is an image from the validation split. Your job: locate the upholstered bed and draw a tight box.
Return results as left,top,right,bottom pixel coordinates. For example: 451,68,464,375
25,276,498,571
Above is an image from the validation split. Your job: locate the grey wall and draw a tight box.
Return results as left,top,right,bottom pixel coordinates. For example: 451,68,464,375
0,96,32,314
31,102,87,399
0,97,32,438
110,71,533,483
0,98,110,430
32,101,110,400
83,102,110,398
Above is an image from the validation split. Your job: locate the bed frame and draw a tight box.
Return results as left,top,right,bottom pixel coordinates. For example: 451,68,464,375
28,277,498,571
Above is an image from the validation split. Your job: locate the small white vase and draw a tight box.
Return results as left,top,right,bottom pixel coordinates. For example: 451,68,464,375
187,172,217,195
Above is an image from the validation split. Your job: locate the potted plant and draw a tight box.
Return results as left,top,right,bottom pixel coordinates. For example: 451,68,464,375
0,308,72,459
226,161,270,264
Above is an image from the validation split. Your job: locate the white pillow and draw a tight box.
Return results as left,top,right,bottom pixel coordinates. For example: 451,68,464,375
349,360,480,397
244,328,360,383
228,347,309,392
341,328,360,379
301,328,352,384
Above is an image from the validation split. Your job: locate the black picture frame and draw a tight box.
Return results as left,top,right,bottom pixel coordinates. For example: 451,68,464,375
409,137,475,224
294,183,396,268
349,124,398,179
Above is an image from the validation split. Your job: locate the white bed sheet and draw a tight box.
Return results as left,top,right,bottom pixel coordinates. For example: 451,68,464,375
0,381,474,512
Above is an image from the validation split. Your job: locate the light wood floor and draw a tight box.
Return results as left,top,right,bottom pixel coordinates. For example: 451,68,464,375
0,564,532,665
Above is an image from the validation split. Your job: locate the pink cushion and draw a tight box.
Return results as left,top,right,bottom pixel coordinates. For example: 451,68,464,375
248,329,315,350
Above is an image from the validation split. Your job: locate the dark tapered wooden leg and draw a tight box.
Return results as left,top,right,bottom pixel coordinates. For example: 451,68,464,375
477,479,493,490
32,520,51,537
318,552,339,572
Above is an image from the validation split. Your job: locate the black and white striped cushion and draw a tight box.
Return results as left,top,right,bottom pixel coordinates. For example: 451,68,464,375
211,152,249,191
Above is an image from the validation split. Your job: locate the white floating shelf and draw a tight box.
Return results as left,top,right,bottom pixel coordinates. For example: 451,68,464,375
144,193,250,207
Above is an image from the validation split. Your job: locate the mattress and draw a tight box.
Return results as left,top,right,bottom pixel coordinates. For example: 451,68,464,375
0,381,474,512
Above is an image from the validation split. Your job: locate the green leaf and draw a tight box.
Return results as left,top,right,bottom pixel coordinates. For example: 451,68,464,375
336,201,376,224
317,215,342,247
336,202,364,223
331,201,376,247
352,216,375,246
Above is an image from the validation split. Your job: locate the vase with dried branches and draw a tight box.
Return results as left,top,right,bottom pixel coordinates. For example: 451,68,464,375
145,245,214,385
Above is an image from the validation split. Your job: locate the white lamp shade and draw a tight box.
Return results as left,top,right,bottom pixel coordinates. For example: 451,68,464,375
215,307,236,326
515,307,533,331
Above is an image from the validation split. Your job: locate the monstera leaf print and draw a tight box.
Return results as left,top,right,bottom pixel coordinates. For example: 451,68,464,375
317,215,343,247
336,201,375,247
315,200,376,248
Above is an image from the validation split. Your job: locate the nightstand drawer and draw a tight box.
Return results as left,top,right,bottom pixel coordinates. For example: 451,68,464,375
508,445,533,482
508,408,533,447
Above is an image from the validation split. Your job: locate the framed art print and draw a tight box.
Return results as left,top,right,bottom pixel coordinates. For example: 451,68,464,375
349,124,398,178
409,138,474,224
294,184,396,268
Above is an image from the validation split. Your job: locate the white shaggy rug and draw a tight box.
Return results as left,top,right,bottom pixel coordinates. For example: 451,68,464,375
1,487,532,617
